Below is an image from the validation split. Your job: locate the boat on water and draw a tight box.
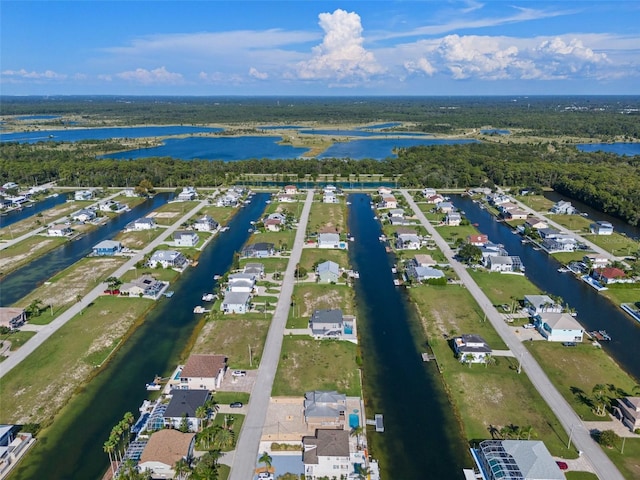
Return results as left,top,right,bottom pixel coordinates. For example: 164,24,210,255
145,382,162,391
557,267,570,273
163,291,175,298
202,293,215,302
193,306,206,314
589,330,611,341
213,274,222,280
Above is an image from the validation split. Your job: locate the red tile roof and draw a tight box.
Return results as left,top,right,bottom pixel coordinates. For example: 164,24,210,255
597,267,625,279
181,354,227,378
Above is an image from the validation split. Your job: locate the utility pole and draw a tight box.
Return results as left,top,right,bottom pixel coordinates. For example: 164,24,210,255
248,344,253,367
517,351,524,374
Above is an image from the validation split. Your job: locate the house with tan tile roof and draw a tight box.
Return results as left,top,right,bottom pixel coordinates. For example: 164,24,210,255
138,429,195,479
178,354,227,390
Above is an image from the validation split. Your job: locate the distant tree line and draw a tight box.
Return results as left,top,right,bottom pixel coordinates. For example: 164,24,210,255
1,140,638,225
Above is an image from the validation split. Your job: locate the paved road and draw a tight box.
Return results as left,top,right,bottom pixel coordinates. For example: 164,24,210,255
229,190,314,480
0,197,214,379
402,190,623,480
0,190,124,251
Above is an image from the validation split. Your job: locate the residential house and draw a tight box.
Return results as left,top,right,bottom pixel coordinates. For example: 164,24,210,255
227,273,256,293
317,233,342,249
177,354,228,390
0,426,33,476
426,193,445,204
378,187,393,195
264,218,283,232
317,261,340,283
389,216,412,226
497,202,519,214
387,208,405,218
534,313,584,342
74,190,93,201
284,185,298,195
72,208,96,222
138,430,196,480
550,200,577,215
303,429,351,480
396,232,421,250
593,267,629,285
47,224,72,237
406,265,445,282
524,295,563,316
323,185,337,193
467,234,488,246
92,240,122,256
422,187,437,197
616,397,640,432
438,201,454,213
583,254,609,268
413,254,437,267
2,182,18,190
524,218,548,230
178,186,197,201
221,291,251,314
541,231,577,252
216,191,241,207
479,242,508,264
469,187,492,196
120,274,166,298
303,391,347,429
310,309,344,338
445,212,462,226
148,250,188,269
590,221,614,235
0,308,26,329
243,263,265,277
380,194,397,209
276,193,296,203
487,255,523,273
504,208,528,220
129,217,156,231
471,440,564,480
242,242,275,258
322,191,338,204
174,231,199,247
193,215,218,232
123,188,138,197
453,334,492,363
487,193,510,206
99,200,125,212
163,389,210,431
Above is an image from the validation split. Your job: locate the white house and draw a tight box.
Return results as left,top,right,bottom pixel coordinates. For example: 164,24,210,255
228,273,257,293
138,430,195,480
551,200,577,215
396,233,421,250
590,221,614,235
303,429,351,480
487,255,523,273
72,208,96,222
438,201,454,213
98,200,125,212
174,231,199,247
47,224,72,237
453,334,492,363
583,254,609,268
317,261,340,283
322,192,338,204
406,265,445,282
467,234,489,246
176,354,227,390
264,218,283,232
413,254,437,267
221,291,251,314
378,187,393,195
542,235,577,253
74,190,93,201
422,188,437,197
426,194,445,204
445,212,462,226
310,309,345,338
130,217,156,230
163,390,210,431
193,215,218,232
380,194,397,209
178,186,197,201
472,440,565,480
535,313,584,343
388,208,405,218
284,185,298,195
317,233,342,249
123,188,138,197
119,274,166,298
276,193,296,203
524,295,563,316
148,250,188,269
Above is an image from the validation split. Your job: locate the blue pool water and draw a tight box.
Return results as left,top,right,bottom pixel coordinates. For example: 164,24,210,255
349,413,360,428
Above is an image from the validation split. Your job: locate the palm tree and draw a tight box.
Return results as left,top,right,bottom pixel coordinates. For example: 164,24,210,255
357,466,370,480
350,425,364,449
213,426,235,450
174,458,190,480
196,406,208,431
463,353,475,367
103,439,116,477
259,451,273,472
522,425,536,441
592,383,607,416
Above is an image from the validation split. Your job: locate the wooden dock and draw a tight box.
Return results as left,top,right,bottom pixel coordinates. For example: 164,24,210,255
366,414,384,433
421,352,436,362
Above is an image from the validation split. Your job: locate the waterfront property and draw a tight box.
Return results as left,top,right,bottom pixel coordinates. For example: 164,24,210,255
119,274,167,299
47,224,73,237
74,190,94,201
243,263,265,278
317,233,343,249
445,212,462,226
406,264,445,282
590,221,614,235
467,234,489,246
72,208,96,222
227,273,257,293
395,230,421,250
193,215,219,232
177,354,228,390
148,250,188,269
533,313,584,343
592,267,630,285
303,390,347,429
178,187,198,201
127,217,156,231
453,334,492,364
615,396,640,432
550,200,577,215
0,308,26,329
163,389,210,431
92,240,122,256
242,242,275,258
486,255,523,273
309,309,354,340
316,260,340,283
302,429,351,480
523,295,563,316
471,440,564,480
221,291,251,314
138,429,195,479
174,230,199,247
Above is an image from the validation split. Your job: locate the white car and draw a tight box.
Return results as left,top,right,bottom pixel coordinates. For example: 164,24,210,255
522,323,535,329
232,370,247,377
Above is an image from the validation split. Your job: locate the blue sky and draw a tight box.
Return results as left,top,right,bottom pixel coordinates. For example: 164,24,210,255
2,1,639,95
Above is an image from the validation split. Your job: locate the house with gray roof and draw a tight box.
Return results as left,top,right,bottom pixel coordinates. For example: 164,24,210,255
303,429,351,479
242,242,275,258
471,440,564,480
174,231,199,247
406,265,445,282
534,313,584,343
163,389,210,432
453,334,492,363
243,263,265,277
317,233,342,249
310,309,344,338
316,261,340,283
303,390,347,428
148,250,188,269
193,215,219,232
524,295,562,316
221,291,251,314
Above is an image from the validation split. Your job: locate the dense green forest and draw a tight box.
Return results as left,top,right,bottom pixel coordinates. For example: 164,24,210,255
1,141,638,225
2,95,639,138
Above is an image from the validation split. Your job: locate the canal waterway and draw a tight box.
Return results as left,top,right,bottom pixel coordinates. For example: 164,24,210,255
452,195,640,382
10,192,270,480
0,193,70,229
0,193,173,306
347,193,469,479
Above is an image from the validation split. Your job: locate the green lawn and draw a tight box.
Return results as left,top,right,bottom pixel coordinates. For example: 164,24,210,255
0,235,68,276
552,252,587,264
436,224,480,243
119,267,180,283
298,248,350,271
469,270,542,307
114,228,165,249
602,285,640,305
308,202,347,233
213,392,250,404
552,214,592,232
527,341,638,421
0,296,154,425
515,195,554,212
0,330,36,352
198,205,238,226
273,337,361,396
151,201,200,225
599,437,640,480
239,257,289,274
291,283,355,317
192,318,270,369
247,230,296,251
585,232,639,257
565,473,599,480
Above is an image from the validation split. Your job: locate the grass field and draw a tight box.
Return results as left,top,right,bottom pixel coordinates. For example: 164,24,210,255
601,437,640,480
0,201,88,239
0,235,68,276
198,205,237,226
469,270,543,307
308,202,347,234
0,296,154,425
114,228,165,249
192,318,270,370
585,232,639,257
272,337,361,396
437,224,480,243
602,285,640,305
291,283,355,317
239,257,289,274
150,200,200,226
246,230,295,251
515,195,555,213
0,331,36,353
298,248,350,271
527,341,638,421
552,214,592,232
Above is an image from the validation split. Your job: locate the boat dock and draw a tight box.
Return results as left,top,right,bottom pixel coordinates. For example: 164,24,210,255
421,352,436,362
193,306,211,314
366,414,384,433
588,330,611,341
621,303,640,323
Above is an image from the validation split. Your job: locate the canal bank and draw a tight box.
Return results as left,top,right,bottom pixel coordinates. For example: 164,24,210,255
452,194,640,383
8,193,270,480
0,192,70,229
0,193,173,306
347,193,469,479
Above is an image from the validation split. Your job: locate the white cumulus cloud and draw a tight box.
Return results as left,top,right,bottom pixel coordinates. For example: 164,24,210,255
1,69,67,80
115,66,183,85
249,67,268,80
404,57,436,76
296,9,384,82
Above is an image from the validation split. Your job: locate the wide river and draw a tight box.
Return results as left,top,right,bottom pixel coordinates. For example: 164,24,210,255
9,193,270,480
